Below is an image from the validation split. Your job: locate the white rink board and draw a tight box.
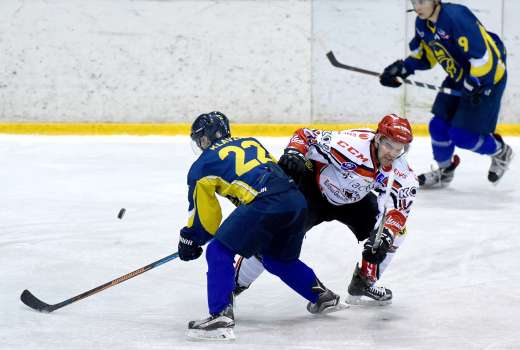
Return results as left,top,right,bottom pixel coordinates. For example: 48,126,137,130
0,0,519,123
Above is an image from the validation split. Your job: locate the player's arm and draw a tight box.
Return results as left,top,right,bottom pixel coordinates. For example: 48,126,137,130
278,128,316,181
178,172,220,261
363,168,418,264
380,23,436,88
452,7,506,94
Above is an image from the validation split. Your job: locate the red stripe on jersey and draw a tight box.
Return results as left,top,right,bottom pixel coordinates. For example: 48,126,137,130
354,166,377,178
330,147,349,164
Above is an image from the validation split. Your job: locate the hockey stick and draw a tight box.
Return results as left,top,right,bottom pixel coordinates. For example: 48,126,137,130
20,252,179,313
372,169,395,253
326,51,462,97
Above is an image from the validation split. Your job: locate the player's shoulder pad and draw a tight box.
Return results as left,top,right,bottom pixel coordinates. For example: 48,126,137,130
329,130,375,166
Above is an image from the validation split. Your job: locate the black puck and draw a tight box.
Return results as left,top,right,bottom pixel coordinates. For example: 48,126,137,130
117,208,126,219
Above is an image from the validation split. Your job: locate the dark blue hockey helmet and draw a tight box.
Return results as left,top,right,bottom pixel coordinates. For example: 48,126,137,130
190,111,231,150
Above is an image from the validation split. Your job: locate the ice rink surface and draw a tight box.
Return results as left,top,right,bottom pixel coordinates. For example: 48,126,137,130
1,135,519,350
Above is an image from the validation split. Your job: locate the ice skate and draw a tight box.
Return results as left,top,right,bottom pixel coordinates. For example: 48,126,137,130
488,135,514,184
346,264,392,306
186,304,235,341
233,284,249,297
418,154,460,188
307,279,348,314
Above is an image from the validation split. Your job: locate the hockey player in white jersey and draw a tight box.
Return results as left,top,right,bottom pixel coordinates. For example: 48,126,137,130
234,114,418,305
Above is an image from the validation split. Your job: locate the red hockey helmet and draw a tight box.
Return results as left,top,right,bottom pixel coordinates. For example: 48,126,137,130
376,113,413,144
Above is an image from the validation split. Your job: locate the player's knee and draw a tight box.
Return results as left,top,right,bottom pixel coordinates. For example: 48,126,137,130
429,115,450,140
262,255,285,275
448,127,479,150
206,239,234,265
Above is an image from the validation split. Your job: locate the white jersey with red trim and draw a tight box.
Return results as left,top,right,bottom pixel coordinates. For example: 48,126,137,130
288,128,419,235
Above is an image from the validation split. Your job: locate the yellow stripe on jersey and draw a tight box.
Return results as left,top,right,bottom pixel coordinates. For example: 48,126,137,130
470,24,505,84
410,41,437,69
188,176,259,235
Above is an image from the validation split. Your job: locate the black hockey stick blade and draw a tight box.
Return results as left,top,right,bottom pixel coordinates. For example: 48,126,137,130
20,289,56,313
327,51,380,77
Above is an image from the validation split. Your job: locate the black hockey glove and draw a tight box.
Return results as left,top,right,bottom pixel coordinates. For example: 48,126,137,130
380,60,410,88
362,227,394,264
278,148,308,182
178,228,203,261
462,75,488,105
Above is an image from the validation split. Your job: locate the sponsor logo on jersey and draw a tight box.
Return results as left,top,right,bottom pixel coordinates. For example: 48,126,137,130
417,29,425,38
290,135,305,145
340,161,357,171
398,186,417,199
375,172,386,186
438,28,450,39
336,140,369,162
358,133,369,140
393,168,406,179
323,179,345,200
386,216,404,231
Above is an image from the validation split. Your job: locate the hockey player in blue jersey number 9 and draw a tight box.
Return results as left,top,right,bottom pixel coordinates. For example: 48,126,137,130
178,111,346,340
380,0,513,188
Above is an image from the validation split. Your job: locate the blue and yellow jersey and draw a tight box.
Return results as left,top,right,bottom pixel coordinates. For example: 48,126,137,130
184,136,291,244
404,3,506,87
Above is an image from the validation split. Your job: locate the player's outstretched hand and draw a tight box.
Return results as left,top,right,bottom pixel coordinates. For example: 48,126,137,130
178,228,203,261
362,227,394,264
380,60,409,88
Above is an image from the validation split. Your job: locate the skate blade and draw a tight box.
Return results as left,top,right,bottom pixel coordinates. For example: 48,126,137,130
186,328,236,341
346,294,392,306
319,301,350,314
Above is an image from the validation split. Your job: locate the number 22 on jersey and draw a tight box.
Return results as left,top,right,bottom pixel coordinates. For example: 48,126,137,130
218,140,273,176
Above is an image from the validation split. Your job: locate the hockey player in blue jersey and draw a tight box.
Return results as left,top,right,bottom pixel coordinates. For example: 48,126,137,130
380,0,513,188
177,111,345,340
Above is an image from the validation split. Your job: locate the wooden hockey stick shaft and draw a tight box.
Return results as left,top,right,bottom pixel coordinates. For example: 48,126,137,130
372,170,395,253
20,252,179,312
326,51,462,97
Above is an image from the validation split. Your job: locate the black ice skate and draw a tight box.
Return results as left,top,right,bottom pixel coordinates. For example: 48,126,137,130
346,264,392,306
307,279,348,314
488,135,514,184
418,154,460,188
233,284,249,297
186,304,235,341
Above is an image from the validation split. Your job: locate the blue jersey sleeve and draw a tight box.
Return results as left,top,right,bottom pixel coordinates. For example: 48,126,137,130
449,5,506,86
403,21,437,74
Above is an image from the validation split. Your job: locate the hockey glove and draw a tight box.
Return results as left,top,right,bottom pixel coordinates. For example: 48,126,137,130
278,148,308,182
462,75,488,105
362,227,394,264
178,227,203,261
380,60,410,88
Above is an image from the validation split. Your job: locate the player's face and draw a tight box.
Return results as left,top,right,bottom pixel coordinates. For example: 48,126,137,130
410,0,436,20
377,137,406,167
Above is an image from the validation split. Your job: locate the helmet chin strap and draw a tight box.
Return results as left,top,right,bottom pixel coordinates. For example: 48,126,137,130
425,1,440,21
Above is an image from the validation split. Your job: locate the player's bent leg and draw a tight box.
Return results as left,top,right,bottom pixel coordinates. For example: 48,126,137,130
346,229,407,306
418,116,460,188
233,255,265,297
448,127,514,183
346,260,392,306
262,255,347,314
488,134,514,184
187,240,236,340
